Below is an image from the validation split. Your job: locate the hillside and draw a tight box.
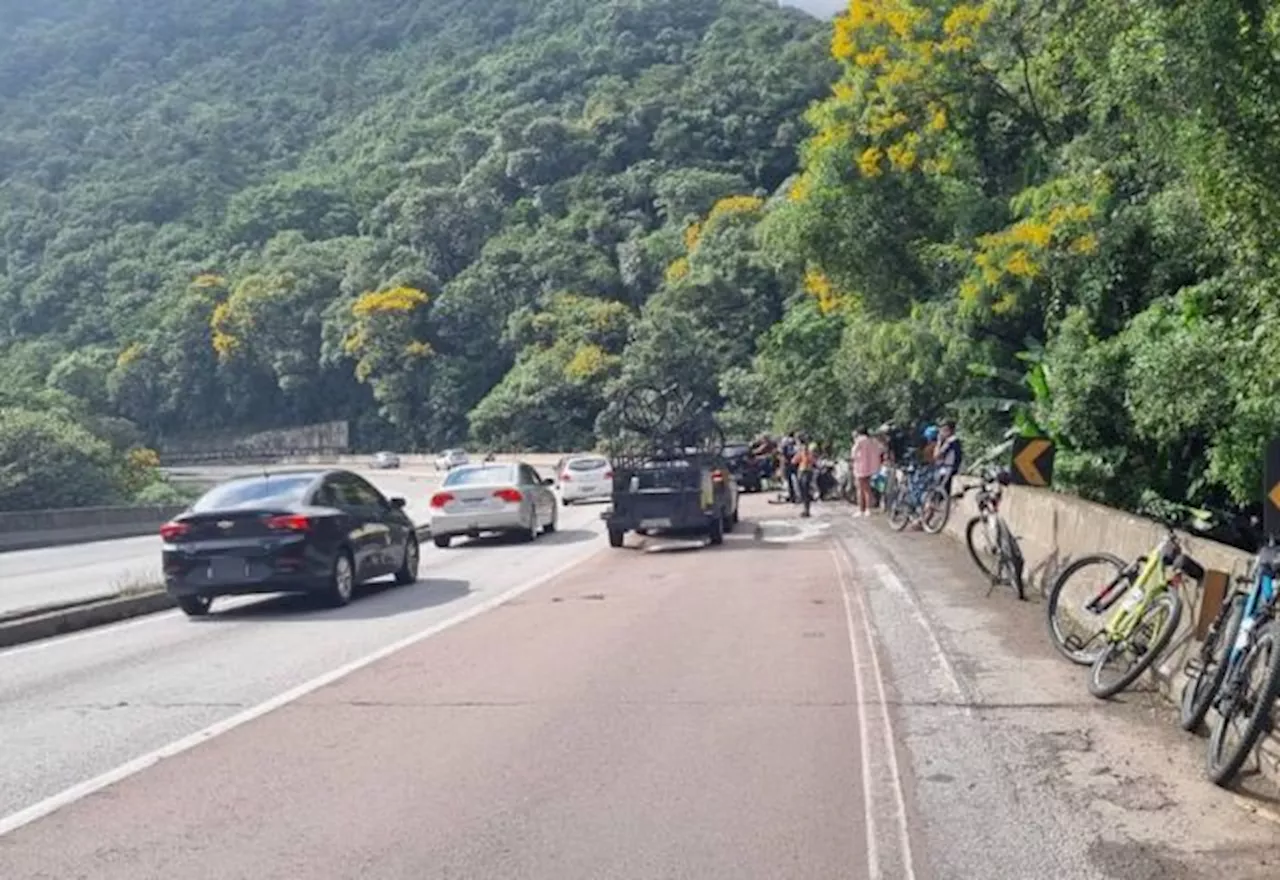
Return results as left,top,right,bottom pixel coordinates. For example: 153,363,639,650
0,0,832,461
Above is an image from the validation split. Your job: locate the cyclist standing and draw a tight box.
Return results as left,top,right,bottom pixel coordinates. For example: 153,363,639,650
935,418,963,495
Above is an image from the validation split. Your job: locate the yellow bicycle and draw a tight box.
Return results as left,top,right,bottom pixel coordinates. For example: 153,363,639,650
1046,524,1204,697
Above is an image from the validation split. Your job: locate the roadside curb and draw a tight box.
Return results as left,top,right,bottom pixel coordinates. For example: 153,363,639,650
0,591,175,650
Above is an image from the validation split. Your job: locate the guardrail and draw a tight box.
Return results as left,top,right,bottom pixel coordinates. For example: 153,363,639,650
0,505,187,553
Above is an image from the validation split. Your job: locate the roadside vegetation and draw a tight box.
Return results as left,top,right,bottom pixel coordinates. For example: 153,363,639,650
2,0,1278,531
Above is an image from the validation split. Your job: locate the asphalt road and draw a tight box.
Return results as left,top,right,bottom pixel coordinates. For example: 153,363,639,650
0,466,452,617
1,496,1277,879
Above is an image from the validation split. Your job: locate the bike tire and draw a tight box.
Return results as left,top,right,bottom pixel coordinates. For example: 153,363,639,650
964,516,998,581
1179,593,1245,732
1045,552,1128,665
1207,622,1280,787
921,487,951,534
888,499,910,531
1088,589,1182,699
998,520,1026,601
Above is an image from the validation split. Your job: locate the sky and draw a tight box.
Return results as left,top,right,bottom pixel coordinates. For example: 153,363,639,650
779,0,844,17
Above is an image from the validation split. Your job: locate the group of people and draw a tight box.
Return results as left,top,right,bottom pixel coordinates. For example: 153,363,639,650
847,419,963,516
746,419,964,520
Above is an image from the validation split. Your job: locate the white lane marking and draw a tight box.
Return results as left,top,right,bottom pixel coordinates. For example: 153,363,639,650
0,544,604,838
871,561,966,702
829,547,882,879
832,548,918,880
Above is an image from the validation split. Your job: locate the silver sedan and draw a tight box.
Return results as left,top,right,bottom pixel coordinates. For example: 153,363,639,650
428,462,558,548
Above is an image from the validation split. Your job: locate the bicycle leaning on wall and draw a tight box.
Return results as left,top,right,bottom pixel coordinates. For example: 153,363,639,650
957,467,1026,600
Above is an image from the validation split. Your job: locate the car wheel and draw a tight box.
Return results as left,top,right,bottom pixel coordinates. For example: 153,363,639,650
433,534,451,549
394,536,420,585
177,595,212,618
324,551,356,607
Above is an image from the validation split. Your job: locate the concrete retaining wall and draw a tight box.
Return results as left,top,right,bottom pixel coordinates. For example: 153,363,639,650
944,483,1280,778
0,505,187,553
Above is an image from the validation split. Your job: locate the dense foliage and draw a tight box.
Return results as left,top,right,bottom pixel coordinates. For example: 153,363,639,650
718,0,1280,528
0,0,832,479
9,0,1280,528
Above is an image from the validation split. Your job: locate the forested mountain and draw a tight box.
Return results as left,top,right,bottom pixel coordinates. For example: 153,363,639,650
0,0,831,473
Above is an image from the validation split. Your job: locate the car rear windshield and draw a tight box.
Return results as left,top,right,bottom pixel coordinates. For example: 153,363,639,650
191,475,315,512
443,465,515,487
567,457,608,472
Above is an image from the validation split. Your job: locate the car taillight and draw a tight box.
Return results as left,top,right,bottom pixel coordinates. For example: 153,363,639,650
265,514,311,532
561,473,572,482
603,471,613,479
430,492,455,508
493,488,523,503
159,521,189,541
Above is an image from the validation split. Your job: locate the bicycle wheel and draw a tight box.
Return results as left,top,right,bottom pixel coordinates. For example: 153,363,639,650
888,497,911,531
1088,589,1182,699
964,516,999,581
1179,593,1245,732
920,487,951,534
998,520,1026,601
1045,553,1128,665
1207,622,1280,787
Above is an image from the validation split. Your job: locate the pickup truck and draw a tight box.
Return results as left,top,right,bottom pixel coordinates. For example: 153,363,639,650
603,451,739,548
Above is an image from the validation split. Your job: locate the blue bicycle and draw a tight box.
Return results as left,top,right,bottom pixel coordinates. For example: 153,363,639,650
887,461,951,534
1178,537,1280,786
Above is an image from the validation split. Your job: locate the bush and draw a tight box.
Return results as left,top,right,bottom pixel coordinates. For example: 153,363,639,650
133,480,196,506
0,407,121,510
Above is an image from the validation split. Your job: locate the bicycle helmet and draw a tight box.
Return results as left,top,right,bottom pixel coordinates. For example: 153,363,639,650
922,425,939,442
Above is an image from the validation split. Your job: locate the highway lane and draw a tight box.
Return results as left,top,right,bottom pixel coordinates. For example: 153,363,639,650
0,494,605,821
0,466,449,617
3,497,1278,878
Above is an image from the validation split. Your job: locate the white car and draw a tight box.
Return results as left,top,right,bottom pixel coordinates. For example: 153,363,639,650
558,454,613,506
428,462,557,548
434,448,470,471
372,451,401,469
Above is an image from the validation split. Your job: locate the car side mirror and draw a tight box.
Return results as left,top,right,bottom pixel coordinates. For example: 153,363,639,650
542,477,554,486
389,497,407,509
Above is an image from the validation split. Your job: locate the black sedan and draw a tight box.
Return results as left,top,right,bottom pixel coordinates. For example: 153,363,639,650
160,469,419,617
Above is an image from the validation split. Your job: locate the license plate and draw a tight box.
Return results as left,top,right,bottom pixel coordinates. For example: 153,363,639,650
640,518,672,529
208,557,246,581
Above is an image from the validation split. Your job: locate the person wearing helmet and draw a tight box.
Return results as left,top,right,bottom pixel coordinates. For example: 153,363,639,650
921,424,940,464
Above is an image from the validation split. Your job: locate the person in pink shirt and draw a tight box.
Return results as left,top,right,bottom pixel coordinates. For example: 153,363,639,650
850,427,884,518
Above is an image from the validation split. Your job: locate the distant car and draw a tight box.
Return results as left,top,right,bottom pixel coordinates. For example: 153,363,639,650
435,448,470,471
428,462,557,548
559,454,613,506
372,451,401,469
160,469,420,618
723,441,763,493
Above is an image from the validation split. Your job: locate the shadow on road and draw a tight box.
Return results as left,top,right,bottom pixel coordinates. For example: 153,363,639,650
199,577,473,622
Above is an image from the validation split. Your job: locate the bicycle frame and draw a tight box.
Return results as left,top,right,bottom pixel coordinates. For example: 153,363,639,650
1101,552,1170,643
1219,560,1278,688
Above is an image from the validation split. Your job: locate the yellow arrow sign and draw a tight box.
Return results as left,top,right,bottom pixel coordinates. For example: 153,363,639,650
1014,438,1052,487
1268,480,1280,514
